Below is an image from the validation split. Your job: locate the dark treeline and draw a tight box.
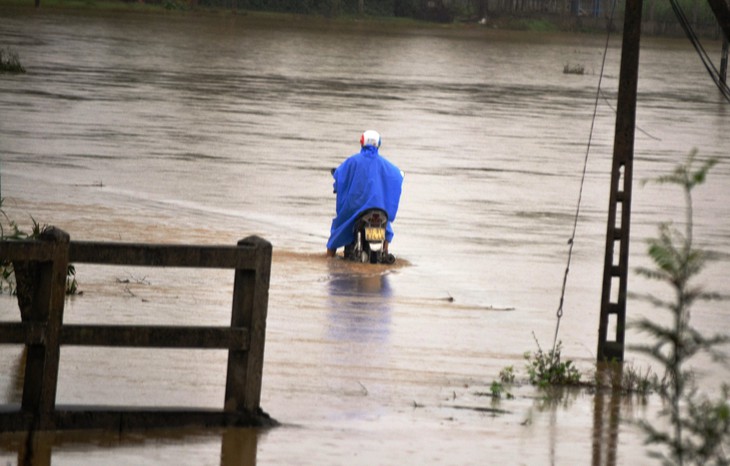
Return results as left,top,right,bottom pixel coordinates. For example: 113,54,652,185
190,0,466,21
147,0,723,37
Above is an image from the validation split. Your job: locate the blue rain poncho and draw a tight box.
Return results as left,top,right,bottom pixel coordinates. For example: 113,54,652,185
327,145,404,251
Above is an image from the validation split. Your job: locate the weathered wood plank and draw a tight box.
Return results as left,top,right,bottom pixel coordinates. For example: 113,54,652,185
20,227,69,430
0,323,249,349
69,242,258,269
0,406,276,432
53,407,276,430
0,322,46,344
60,325,249,350
0,406,32,432
225,236,272,413
0,241,55,262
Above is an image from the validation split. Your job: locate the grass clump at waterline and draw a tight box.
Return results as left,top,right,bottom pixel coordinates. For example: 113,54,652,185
525,338,582,388
0,48,25,74
483,338,658,402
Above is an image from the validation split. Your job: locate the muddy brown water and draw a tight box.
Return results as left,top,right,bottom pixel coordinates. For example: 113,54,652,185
1,7,729,465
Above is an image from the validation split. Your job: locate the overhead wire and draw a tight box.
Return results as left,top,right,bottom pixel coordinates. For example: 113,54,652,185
599,89,662,141
669,0,730,102
551,0,618,354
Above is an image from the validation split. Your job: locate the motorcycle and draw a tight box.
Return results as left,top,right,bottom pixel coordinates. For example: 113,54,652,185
331,168,396,265
344,208,395,264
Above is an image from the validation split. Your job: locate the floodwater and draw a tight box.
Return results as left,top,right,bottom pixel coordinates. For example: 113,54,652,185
1,6,729,465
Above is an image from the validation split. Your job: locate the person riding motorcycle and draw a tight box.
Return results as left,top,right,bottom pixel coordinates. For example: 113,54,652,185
327,130,404,258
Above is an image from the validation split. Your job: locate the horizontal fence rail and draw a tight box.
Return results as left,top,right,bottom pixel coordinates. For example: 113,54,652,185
0,228,274,432
0,324,250,349
68,241,259,268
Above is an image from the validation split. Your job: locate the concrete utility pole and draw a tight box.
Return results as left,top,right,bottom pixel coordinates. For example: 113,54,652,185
706,0,730,39
596,0,644,362
596,0,728,362
705,0,730,83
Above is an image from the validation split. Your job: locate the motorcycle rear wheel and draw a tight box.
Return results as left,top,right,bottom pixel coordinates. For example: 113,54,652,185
369,250,378,264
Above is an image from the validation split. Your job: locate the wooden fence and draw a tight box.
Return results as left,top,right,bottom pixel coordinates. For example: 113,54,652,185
0,227,274,432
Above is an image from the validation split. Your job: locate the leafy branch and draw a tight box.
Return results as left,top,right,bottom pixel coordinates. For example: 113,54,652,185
631,149,729,465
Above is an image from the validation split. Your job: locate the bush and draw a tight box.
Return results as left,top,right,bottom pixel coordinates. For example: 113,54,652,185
0,48,26,74
525,339,581,388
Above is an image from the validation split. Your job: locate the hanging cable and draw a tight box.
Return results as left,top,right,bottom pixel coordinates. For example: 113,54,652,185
669,0,730,103
599,89,662,141
551,0,618,354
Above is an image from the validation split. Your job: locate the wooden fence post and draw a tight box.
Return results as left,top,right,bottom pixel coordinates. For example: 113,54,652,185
1,232,275,432
20,227,69,430
224,236,272,416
